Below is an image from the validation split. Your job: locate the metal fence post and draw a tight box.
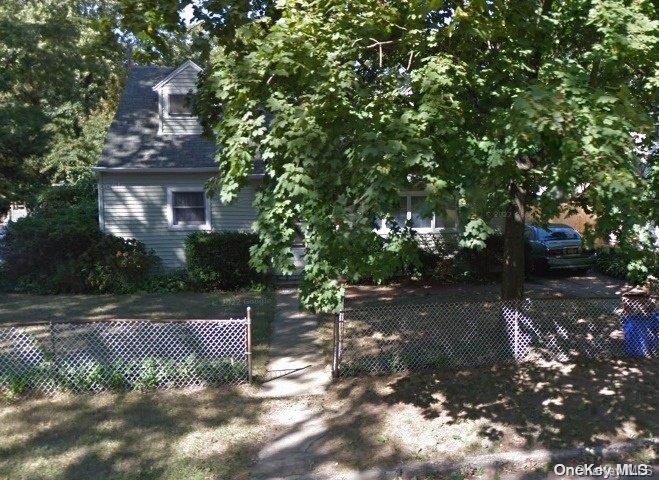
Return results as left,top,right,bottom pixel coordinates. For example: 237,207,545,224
339,311,344,365
49,321,57,386
332,312,339,379
246,307,252,383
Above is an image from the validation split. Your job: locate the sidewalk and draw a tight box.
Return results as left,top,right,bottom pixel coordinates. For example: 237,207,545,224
258,289,331,398
253,289,332,479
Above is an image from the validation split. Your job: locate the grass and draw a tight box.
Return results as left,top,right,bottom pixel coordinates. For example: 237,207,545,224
0,358,655,479
0,292,269,324
0,291,278,479
1,290,655,478
0,387,280,480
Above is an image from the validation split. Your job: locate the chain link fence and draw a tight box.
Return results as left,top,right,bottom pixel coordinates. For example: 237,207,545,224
0,310,252,396
333,296,658,377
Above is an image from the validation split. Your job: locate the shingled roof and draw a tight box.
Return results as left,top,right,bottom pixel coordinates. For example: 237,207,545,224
96,65,219,169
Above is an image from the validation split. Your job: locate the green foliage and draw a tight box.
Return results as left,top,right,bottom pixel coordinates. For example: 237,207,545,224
459,219,496,251
1,357,247,396
58,361,105,392
82,237,158,294
417,232,503,283
0,0,126,211
41,104,116,184
1,181,156,294
595,246,658,284
182,0,658,311
0,373,30,397
138,270,192,293
185,231,266,291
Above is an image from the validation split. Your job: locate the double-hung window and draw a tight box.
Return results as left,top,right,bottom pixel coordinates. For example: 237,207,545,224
377,193,458,233
167,188,210,230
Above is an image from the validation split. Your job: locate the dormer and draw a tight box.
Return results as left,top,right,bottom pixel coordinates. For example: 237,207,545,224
152,60,203,135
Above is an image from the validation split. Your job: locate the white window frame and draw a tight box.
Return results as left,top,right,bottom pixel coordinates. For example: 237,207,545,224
375,192,459,234
166,187,212,231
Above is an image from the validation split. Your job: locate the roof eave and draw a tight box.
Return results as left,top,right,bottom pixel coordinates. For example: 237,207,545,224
92,166,264,179
151,59,203,91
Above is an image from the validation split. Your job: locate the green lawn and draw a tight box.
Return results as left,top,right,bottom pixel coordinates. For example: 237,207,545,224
0,292,269,323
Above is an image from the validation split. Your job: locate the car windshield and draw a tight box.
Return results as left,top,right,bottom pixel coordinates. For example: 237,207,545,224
537,227,579,240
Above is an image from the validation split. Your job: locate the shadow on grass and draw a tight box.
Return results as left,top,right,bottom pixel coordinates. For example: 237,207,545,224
266,357,656,477
384,357,657,450
0,291,273,325
0,387,270,480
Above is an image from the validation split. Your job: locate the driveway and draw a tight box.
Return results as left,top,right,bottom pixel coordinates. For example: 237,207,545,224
526,271,627,298
346,271,627,307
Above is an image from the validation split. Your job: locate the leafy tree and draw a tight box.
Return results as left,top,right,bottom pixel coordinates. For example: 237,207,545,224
0,0,125,211
196,0,658,310
113,0,659,311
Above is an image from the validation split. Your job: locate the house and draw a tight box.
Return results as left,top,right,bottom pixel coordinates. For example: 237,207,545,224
94,60,458,269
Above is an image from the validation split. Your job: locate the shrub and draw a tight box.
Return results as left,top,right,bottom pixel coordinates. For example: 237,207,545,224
82,236,157,294
2,181,156,294
595,246,658,284
594,248,628,279
416,232,503,282
138,270,192,293
185,231,265,291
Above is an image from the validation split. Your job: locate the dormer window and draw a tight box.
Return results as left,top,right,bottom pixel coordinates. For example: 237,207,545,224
168,93,194,116
153,59,203,135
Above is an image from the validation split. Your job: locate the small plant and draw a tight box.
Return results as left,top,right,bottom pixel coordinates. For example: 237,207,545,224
1,373,29,397
58,361,104,392
139,270,191,293
134,358,176,390
104,361,129,391
196,359,247,385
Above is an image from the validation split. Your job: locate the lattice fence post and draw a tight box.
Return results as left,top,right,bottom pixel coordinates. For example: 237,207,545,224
332,311,344,379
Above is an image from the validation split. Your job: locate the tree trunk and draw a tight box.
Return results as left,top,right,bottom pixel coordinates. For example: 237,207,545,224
501,182,526,300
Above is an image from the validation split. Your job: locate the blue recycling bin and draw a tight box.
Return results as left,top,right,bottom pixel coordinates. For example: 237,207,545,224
622,312,659,357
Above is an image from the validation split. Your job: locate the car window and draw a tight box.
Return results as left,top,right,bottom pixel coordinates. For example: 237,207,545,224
537,228,579,240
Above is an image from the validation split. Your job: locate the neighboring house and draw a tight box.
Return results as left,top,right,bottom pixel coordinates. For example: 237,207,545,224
94,60,458,269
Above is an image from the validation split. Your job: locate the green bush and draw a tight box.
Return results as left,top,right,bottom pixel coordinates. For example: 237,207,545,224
138,270,192,293
82,236,157,294
595,246,658,284
1,181,156,294
185,231,266,291
416,232,503,282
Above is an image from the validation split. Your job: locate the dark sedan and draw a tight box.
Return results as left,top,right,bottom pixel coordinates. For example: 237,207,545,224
524,223,595,273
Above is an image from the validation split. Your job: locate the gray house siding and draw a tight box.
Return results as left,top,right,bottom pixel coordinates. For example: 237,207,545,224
98,171,258,268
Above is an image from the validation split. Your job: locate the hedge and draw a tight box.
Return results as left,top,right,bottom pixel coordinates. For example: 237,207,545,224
185,231,265,291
